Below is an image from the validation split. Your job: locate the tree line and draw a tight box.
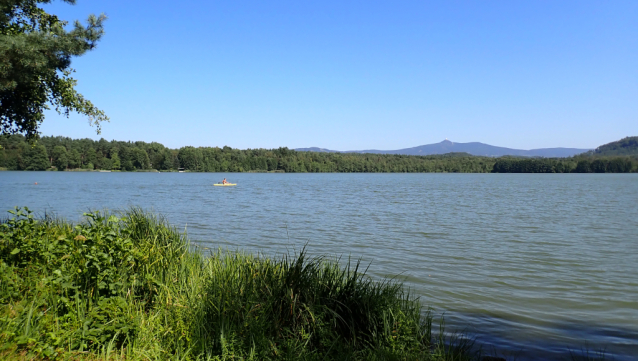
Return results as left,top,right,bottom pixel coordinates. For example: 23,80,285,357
0,135,496,173
491,157,637,173
2,135,636,173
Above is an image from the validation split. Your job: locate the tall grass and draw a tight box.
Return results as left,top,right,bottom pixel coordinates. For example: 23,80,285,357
0,207,476,360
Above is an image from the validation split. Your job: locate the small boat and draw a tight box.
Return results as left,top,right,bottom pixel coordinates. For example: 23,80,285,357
214,183,236,186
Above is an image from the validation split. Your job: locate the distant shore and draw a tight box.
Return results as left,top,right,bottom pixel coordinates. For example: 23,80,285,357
2,134,636,174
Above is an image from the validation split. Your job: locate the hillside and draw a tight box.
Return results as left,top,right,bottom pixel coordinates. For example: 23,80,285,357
592,136,638,156
297,140,589,158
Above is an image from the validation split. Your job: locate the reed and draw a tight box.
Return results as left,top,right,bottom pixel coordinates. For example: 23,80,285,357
0,207,476,360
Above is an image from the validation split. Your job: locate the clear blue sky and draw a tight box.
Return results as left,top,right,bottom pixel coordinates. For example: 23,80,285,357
41,0,637,150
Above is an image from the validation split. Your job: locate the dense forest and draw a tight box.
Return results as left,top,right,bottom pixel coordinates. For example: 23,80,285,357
1,135,636,173
0,135,496,173
491,157,637,173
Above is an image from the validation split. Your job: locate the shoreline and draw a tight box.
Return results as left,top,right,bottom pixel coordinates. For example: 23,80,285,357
1,207,625,360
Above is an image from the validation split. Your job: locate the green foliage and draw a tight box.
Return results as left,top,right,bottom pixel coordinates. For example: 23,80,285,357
590,136,638,156
178,146,203,171
20,143,48,170
68,148,80,168
0,0,109,139
492,156,636,173
130,147,150,169
0,207,478,360
492,157,577,173
51,145,67,170
110,150,120,170
0,208,149,356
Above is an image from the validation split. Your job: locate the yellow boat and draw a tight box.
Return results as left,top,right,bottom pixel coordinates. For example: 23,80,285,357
214,183,236,186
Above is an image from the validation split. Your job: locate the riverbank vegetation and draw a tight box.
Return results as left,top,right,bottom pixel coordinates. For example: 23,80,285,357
1,134,636,173
1,207,479,360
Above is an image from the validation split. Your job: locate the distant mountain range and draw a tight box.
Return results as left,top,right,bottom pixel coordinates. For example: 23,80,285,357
296,140,591,158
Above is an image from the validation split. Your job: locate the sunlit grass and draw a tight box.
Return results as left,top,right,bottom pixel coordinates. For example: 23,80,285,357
0,207,477,360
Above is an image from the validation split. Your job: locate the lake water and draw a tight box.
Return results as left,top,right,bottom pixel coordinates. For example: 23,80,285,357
1,171,637,360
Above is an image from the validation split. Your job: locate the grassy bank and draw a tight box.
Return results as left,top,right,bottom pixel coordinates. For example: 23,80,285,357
0,208,477,360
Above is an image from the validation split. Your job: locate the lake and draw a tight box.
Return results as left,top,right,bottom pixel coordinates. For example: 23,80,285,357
1,171,637,360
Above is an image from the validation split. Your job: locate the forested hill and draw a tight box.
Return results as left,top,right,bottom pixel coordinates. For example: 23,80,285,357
1,135,636,173
590,136,638,156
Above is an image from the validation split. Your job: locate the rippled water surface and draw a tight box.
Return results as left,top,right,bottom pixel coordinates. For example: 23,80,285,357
1,172,637,360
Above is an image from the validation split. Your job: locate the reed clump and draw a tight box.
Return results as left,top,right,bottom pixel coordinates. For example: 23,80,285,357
0,207,475,360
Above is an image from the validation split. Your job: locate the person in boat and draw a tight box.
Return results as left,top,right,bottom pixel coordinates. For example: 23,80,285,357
222,178,228,184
